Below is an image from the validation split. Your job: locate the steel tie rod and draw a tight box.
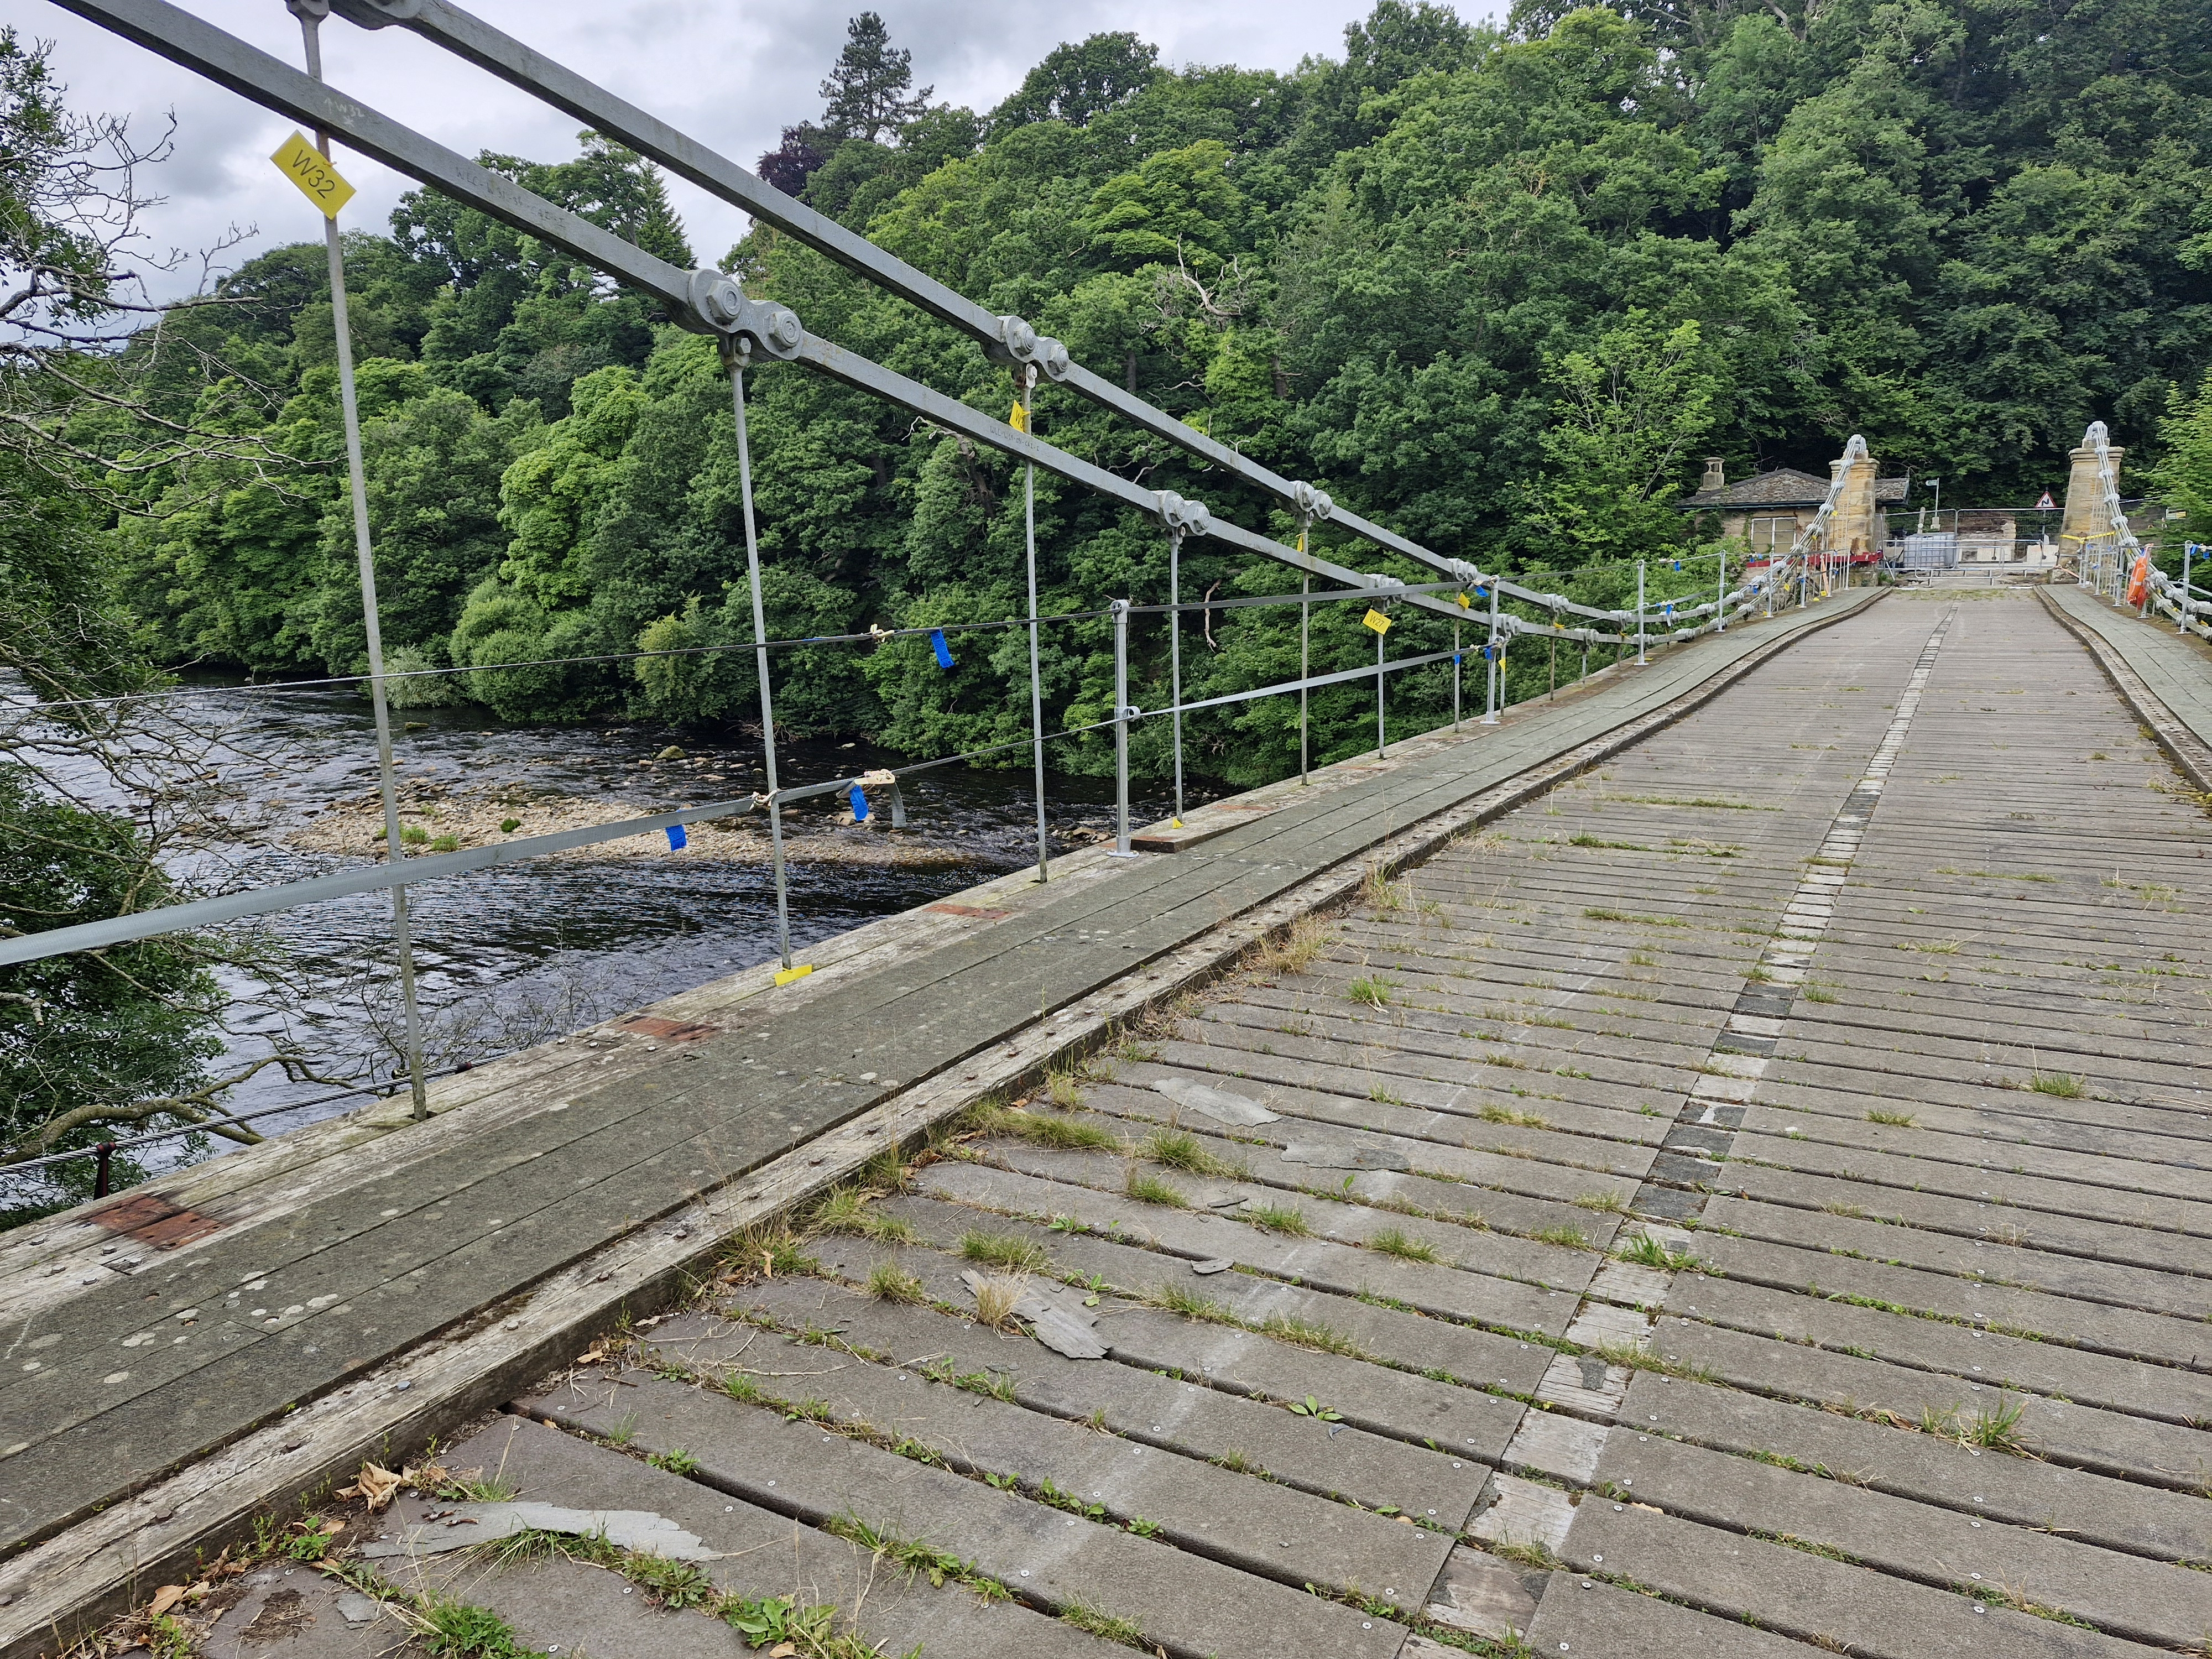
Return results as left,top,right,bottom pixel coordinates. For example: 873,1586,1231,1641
49,0,1484,624
321,0,1630,628
322,0,1479,587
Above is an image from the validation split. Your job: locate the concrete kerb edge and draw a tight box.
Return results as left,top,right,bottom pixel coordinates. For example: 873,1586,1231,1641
0,591,1878,1659
2036,587,2212,796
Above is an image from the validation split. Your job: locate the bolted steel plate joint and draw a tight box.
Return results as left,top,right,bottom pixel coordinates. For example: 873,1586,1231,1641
687,269,804,362
1291,481,1335,522
328,0,424,26
988,315,1071,382
1156,490,1211,538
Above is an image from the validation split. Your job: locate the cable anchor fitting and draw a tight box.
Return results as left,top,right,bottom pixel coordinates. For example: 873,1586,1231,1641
687,269,804,366
987,315,1071,382
1156,490,1211,537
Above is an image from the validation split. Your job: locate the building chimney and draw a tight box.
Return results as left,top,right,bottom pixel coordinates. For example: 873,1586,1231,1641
1701,457,1726,492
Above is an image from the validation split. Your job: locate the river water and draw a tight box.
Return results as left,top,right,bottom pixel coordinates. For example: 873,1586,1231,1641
22,682,1186,1173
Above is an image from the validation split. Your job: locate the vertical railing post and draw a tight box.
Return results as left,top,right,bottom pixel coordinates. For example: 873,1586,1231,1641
1168,527,1186,827
1112,599,1132,857
1375,612,1387,759
2182,543,2195,636
1019,366,1047,883
727,348,794,970
93,1141,114,1199
1636,560,1647,665
1716,546,1728,633
1297,518,1311,786
293,1,427,1120
1453,616,1462,728
1484,581,1501,723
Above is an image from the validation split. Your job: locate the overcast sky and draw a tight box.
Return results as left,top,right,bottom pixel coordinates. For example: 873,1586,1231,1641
10,0,1484,296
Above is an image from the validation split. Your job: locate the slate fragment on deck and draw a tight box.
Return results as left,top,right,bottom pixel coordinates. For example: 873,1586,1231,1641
359,1503,716,1559
1281,1142,1410,1171
1151,1075,1281,1125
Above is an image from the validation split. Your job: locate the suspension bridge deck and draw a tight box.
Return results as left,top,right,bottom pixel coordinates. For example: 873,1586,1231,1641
10,585,2212,1659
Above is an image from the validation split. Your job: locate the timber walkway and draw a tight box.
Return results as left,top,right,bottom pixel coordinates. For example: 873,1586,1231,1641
13,586,2212,1659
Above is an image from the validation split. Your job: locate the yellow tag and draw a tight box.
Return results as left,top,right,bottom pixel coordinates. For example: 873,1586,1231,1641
1455,591,1470,609
270,131,355,218
1363,608,1392,634
1009,401,1029,434
774,963,814,987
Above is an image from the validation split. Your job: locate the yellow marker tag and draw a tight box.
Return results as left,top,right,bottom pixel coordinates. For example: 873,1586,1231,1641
774,963,814,987
1009,401,1029,434
1363,608,1392,634
270,131,356,218
1455,591,1470,609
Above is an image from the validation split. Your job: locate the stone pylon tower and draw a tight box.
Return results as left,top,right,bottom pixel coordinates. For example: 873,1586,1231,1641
2061,431,2124,557
1827,436,1879,555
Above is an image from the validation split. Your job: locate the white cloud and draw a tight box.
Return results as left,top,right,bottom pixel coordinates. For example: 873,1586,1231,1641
8,0,1483,296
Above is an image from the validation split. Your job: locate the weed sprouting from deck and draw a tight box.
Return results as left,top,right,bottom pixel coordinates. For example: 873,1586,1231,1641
1125,1168,1192,1208
1247,1201,1312,1235
824,1514,1014,1600
1920,1399,2037,1457
1369,1226,1439,1261
1145,1281,1233,1322
1142,1128,1240,1177
979,1104,1122,1151
959,1230,1048,1272
867,1261,925,1302
1251,914,1329,976
1347,974,1397,1009
1613,1234,1700,1272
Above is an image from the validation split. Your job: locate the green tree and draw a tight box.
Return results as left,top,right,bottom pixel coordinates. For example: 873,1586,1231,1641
1528,313,1719,562
820,12,933,143
992,34,1161,132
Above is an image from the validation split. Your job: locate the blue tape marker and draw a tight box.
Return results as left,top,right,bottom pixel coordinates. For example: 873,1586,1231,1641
1673,560,1682,571
930,629,954,669
665,824,687,851
850,783,869,822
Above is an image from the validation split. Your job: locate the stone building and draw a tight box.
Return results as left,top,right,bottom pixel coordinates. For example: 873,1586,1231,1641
1677,458,1911,555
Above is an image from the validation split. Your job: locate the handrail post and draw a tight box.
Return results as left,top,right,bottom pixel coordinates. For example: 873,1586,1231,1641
1168,526,1186,827
1020,366,1047,883
1112,599,1132,857
728,348,794,970
1453,617,1462,728
1375,617,1387,758
1716,546,1727,632
1636,560,1646,665
1298,517,1311,786
295,2,427,1120
1484,581,1501,722
2183,543,2195,636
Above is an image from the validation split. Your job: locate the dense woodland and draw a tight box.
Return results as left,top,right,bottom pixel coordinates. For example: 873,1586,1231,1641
8,0,2212,1190
87,0,2212,776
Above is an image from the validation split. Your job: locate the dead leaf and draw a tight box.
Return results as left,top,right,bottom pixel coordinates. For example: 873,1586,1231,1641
338,1462,406,1512
577,1348,607,1365
320,1519,346,1535
147,1585,186,1618
769,1645,797,1658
